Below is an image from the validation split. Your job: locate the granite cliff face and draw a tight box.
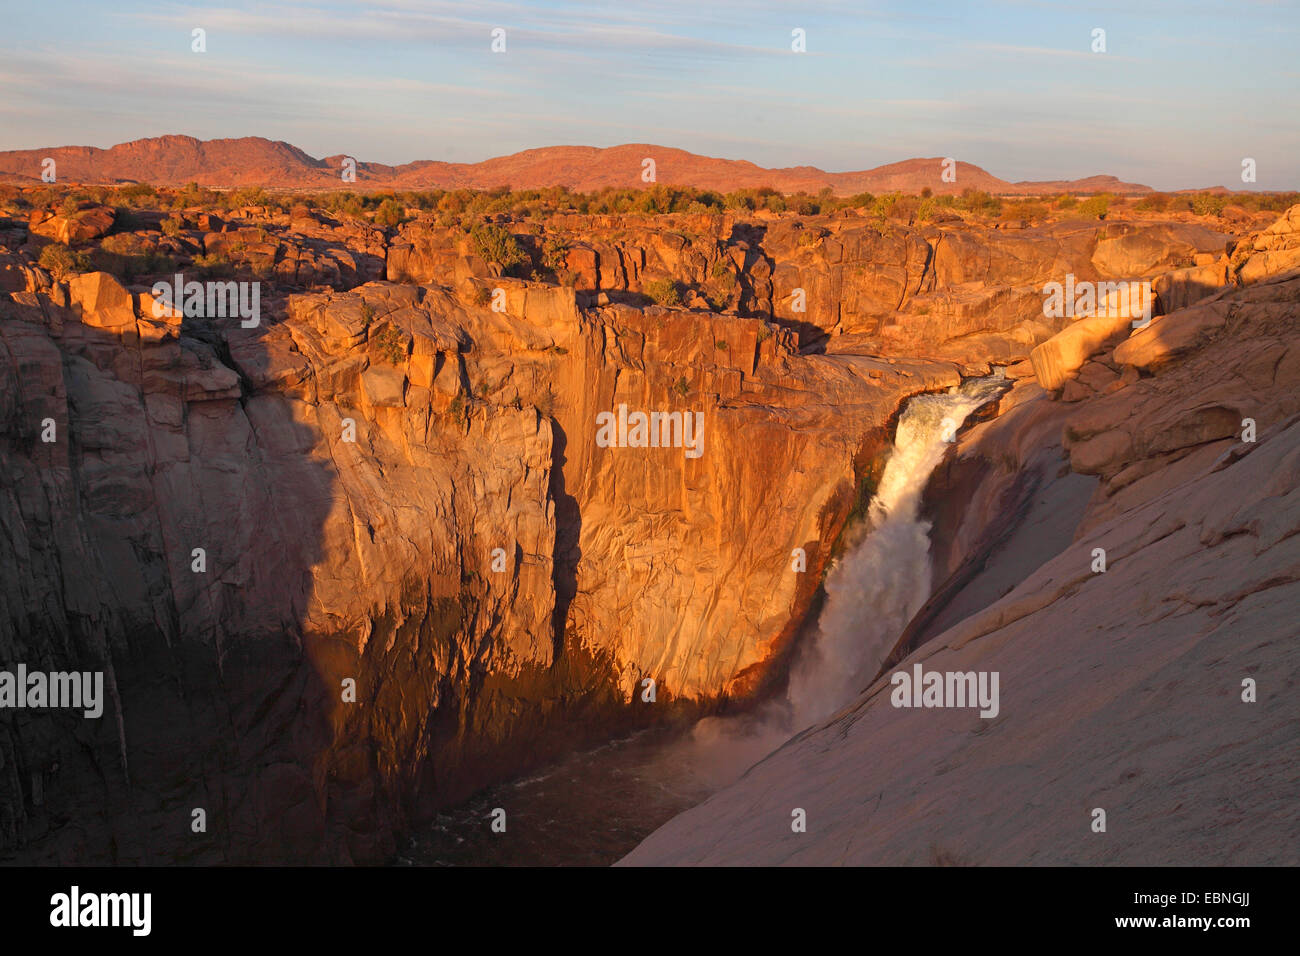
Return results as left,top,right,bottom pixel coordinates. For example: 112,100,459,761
0,218,953,863
623,206,1300,866
0,192,1280,863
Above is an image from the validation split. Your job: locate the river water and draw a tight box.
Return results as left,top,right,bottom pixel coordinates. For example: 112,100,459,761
399,725,713,866
403,373,1008,866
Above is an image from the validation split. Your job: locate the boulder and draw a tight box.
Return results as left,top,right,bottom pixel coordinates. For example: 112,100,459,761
67,270,135,331
1029,311,1134,390
1113,300,1231,371
29,204,117,245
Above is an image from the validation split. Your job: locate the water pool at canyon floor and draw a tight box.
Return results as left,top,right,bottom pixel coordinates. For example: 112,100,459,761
400,725,712,866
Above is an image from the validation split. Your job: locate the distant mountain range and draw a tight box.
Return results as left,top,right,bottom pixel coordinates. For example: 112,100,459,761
0,135,1158,195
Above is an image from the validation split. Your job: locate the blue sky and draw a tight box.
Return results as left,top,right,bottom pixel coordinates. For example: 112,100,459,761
1,0,1296,189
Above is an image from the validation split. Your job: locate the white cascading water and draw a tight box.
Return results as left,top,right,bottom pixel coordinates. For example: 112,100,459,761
679,372,1008,785
786,372,1008,724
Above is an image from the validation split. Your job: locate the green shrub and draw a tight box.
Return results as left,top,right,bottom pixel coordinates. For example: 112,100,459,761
138,252,177,279
1134,193,1168,212
542,236,570,274
38,243,90,279
100,234,140,255
1239,191,1300,213
644,278,680,306
226,185,271,210
192,253,233,278
118,183,157,206
1005,201,1048,220
703,261,737,309
710,269,737,291
955,188,1002,216
172,182,217,209
1191,193,1229,217
373,198,404,227
1077,194,1111,220
92,235,177,280
723,192,755,212
787,194,818,215
469,223,527,274
449,393,467,427
372,324,406,365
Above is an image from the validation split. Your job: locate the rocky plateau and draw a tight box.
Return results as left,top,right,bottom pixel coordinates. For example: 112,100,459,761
0,182,1294,864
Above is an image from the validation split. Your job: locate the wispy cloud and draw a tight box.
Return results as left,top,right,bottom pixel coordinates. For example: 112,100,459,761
0,0,1295,188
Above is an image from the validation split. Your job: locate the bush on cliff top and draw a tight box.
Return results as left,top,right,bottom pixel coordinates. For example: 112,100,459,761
38,242,90,279
19,182,1300,242
373,198,405,228
469,223,527,275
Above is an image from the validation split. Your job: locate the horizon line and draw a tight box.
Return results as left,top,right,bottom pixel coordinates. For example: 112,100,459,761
2,133,1290,194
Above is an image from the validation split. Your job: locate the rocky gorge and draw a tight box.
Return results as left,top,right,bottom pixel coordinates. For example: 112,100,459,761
0,187,1294,864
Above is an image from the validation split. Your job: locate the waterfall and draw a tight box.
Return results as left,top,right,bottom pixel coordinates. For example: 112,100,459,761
680,372,1008,784
787,371,1008,725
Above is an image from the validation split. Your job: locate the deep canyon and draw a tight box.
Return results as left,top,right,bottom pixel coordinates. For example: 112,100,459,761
1,184,1297,864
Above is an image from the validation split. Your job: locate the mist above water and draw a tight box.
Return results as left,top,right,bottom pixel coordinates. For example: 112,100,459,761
681,372,1008,786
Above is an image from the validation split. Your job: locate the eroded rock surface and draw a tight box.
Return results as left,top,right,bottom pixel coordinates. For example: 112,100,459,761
622,207,1300,866
0,264,955,863
0,192,1284,865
